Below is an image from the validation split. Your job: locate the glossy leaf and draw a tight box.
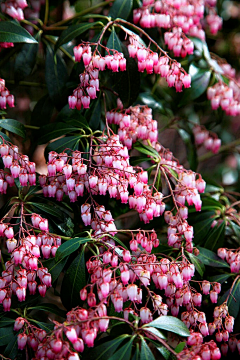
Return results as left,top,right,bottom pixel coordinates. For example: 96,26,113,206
28,303,66,318
138,92,165,112
0,317,15,328
109,0,133,20
0,21,37,43
0,327,14,346
140,338,155,360
31,95,55,127
45,46,68,109
56,237,90,261
87,96,102,130
88,335,130,360
143,326,166,340
61,248,86,309
30,320,54,332
28,202,64,218
106,28,122,54
188,252,205,277
197,246,229,268
44,256,69,283
14,43,38,81
3,332,18,360
175,342,186,353
55,22,101,50
108,335,136,360
208,274,231,284
179,67,211,106
56,104,89,128
0,131,11,143
38,123,80,144
0,119,26,138
178,128,198,171
204,222,226,251
145,316,190,337
45,135,80,154
156,346,170,360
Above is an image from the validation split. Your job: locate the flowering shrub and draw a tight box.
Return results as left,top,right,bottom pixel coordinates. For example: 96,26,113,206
0,0,240,359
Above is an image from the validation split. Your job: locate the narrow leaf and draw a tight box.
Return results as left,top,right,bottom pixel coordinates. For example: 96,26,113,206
140,338,155,360
0,119,26,138
14,43,38,81
3,332,18,359
38,123,80,144
45,136,80,154
0,327,14,346
204,222,225,251
56,237,90,261
28,303,66,318
188,252,205,277
88,335,130,360
106,28,122,54
145,316,190,337
197,247,229,268
109,0,133,20
0,21,37,43
44,256,69,283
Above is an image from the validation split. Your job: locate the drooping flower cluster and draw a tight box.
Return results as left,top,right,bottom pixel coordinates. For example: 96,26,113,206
178,339,221,359
127,36,191,90
69,44,126,109
1,0,28,21
133,0,222,57
207,81,240,116
217,248,240,273
0,79,15,110
193,125,221,154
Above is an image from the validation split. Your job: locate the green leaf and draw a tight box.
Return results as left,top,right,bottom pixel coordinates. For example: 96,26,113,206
108,336,136,360
45,135,80,154
0,326,14,346
143,326,167,340
56,104,89,128
145,316,190,337
204,222,226,251
208,274,231,284
218,278,240,318
138,92,165,112
88,335,130,360
28,202,64,218
3,332,18,359
28,303,66,318
179,67,211,106
0,131,11,143
140,338,155,360
109,0,133,20
56,237,90,261
0,21,37,43
14,43,38,81
87,96,102,131
111,50,140,107
31,95,55,127
45,46,68,109
190,215,214,245
175,342,186,353
44,256,69,283
0,317,15,328
55,22,101,50
38,123,81,144
197,246,229,268
134,142,160,159
61,248,86,309
156,346,170,360
130,156,150,166
106,28,122,54
0,119,26,138
178,128,198,171
30,320,54,332
188,252,205,277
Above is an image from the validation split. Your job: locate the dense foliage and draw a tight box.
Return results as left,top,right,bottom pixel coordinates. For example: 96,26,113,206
0,0,240,359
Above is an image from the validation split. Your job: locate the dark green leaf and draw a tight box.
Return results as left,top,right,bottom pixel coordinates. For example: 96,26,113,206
45,135,80,154
56,104,89,128
138,92,165,112
0,326,14,346
31,95,55,127
106,28,122,54
28,202,64,218
188,252,205,277
140,338,155,360
0,21,37,43
55,22,101,50
30,320,54,332
0,131,11,143
156,346,170,360
204,222,226,251
130,156,150,166
38,123,81,144
143,326,166,340
14,43,38,81
109,0,133,20
179,67,211,106
218,278,240,318
88,335,130,360
145,316,190,337
61,248,86,309
112,51,140,107
208,274,231,284
197,246,229,268
0,317,15,328
3,332,18,359
87,96,102,131
28,303,66,318
56,237,90,261
178,128,198,171
0,119,26,138
44,256,69,283
45,46,68,109
175,342,186,353
134,142,160,159
190,216,214,245
108,336,136,360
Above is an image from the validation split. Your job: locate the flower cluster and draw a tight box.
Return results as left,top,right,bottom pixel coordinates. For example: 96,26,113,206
69,44,126,109
0,139,35,194
1,0,28,21
193,125,221,154
133,0,222,57
207,81,240,116
0,79,15,110
0,210,59,310
178,339,221,359
127,36,191,90
217,248,240,273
